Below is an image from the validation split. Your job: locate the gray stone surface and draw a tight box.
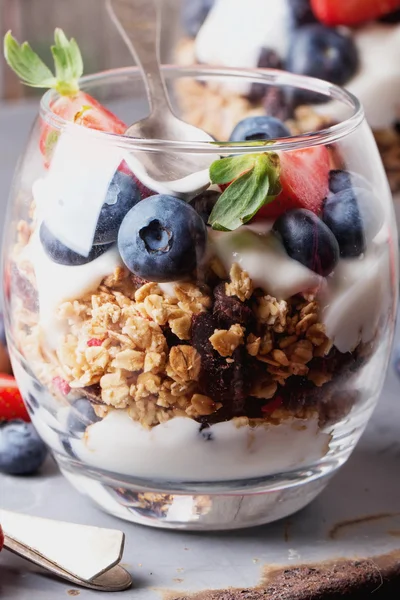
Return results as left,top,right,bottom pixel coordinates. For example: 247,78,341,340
1,101,400,599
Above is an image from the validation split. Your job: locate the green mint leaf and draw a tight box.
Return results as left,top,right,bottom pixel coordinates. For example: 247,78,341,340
3,31,56,88
51,28,83,95
208,152,281,231
210,154,256,185
3,28,83,96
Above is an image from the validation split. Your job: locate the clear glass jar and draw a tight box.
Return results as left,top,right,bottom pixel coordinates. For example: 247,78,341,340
2,66,398,530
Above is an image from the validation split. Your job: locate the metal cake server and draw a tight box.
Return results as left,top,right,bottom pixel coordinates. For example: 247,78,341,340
0,509,132,591
106,0,217,194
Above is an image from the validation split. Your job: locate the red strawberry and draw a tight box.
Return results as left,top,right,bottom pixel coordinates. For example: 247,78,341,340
0,375,30,422
4,29,127,167
40,93,126,165
0,524,4,551
256,145,330,219
311,0,400,26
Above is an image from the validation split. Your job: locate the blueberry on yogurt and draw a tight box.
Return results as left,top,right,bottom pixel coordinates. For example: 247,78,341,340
328,170,372,195
287,25,358,104
273,208,339,276
323,188,383,257
93,170,141,245
40,223,111,266
230,116,290,142
118,194,207,282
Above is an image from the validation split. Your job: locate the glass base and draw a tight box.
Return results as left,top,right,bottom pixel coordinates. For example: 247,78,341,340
58,461,335,531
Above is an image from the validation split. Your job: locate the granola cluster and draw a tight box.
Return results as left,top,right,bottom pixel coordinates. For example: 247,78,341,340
10,242,366,430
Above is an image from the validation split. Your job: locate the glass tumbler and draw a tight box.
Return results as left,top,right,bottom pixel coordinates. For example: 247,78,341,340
2,66,398,530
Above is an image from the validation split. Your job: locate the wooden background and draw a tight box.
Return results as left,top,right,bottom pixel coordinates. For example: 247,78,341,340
0,0,182,100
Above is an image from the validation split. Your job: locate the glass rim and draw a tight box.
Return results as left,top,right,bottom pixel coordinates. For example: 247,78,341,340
39,65,365,155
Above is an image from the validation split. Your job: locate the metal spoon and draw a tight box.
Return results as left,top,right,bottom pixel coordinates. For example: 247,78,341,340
0,509,132,592
106,0,216,195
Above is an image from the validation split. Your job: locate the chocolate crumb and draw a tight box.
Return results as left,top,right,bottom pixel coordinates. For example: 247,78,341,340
213,283,255,329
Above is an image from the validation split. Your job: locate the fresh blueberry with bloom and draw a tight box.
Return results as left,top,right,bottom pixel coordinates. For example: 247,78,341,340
230,116,290,142
273,208,339,276
118,194,207,282
0,420,48,475
93,170,141,245
40,223,111,266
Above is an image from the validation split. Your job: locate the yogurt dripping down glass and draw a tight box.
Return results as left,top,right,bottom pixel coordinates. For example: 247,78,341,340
3,64,398,530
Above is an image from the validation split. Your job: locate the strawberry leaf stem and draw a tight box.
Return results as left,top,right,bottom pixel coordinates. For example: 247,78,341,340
4,28,83,96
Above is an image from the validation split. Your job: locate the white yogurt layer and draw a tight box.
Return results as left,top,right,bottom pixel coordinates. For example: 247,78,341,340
196,1,400,129
209,226,324,300
21,231,122,348
316,24,400,129
320,236,392,353
73,410,330,481
196,0,290,95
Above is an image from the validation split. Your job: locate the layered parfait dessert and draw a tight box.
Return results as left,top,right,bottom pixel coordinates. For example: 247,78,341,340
3,29,397,527
177,0,400,194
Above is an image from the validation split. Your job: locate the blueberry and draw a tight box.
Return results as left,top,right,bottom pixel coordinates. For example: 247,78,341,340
273,208,339,276
182,0,215,37
323,188,383,258
248,48,284,102
190,190,220,225
287,25,358,103
67,398,101,433
40,223,111,266
0,420,48,475
230,116,290,142
288,0,317,27
329,170,372,195
93,171,141,245
118,195,207,282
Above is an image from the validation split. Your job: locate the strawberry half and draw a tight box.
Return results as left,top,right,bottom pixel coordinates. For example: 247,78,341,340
0,374,30,422
4,29,127,166
256,145,330,219
311,0,400,26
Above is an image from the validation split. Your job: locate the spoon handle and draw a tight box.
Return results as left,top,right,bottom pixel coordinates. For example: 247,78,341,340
106,0,171,116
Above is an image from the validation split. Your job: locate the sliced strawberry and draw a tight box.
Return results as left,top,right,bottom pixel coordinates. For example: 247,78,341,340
40,92,126,166
311,0,400,26
0,375,30,422
256,145,330,219
4,29,127,167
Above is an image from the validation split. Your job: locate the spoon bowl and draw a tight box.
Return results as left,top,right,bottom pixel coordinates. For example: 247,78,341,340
106,0,217,194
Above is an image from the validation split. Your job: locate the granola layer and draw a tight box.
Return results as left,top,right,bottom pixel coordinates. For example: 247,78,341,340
11,222,367,432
